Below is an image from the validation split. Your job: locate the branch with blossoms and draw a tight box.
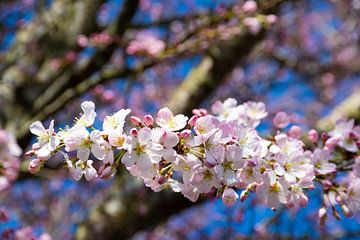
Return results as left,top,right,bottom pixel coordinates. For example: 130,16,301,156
26,98,360,225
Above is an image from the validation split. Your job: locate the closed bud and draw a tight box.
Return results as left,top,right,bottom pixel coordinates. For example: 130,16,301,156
325,137,338,150
299,194,308,207
341,204,353,217
318,207,327,226
273,111,290,129
143,115,154,127
188,115,198,127
242,0,257,13
99,165,116,180
321,132,329,141
180,129,192,138
222,188,239,207
130,116,142,126
332,207,341,220
25,150,35,157
288,125,302,139
240,190,249,202
308,129,318,143
130,128,138,136
199,108,207,116
28,159,42,174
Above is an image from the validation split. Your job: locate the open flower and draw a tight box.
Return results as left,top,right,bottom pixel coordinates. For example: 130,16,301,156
63,126,105,161
122,127,163,179
66,158,98,181
329,119,358,152
156,107,188,131
103,109,131,134
30,120,60,160
257,170,288,209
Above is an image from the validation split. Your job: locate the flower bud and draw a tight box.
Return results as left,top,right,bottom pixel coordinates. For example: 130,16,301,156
325,137,338,150
99,165,116,180
349,131,357,140
308,129,318,143
242,0,257,13
266,15,277,24
240,189,249,202
25,150,35,157
222,188,239,207
130,116,142,126
341,204,353,217
130,128,138,136
192,109,201,116
299,194,308,207
143,115,154,127
0,208,9,222
273,111,290,129
288,125,302,139
32,142,40,150
318,207,327,226
321,132,328,141
188,115,198,127
180,129,192,138
28,159,42,174
199,108,208,116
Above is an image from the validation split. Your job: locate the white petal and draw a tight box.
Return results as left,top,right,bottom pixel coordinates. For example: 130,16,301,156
30,121,46,136
91,143,105,160
138,128,152,144
77,147,90,161
121,152,136,167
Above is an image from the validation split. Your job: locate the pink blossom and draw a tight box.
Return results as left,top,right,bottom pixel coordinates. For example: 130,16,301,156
222,188,239,207
273,111,290,129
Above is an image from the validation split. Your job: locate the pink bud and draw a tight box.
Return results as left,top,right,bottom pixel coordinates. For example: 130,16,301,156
299,194,308,207
273,111,290,129
32,142,40,150
130,128,138,136
222,188,239,207
318,207,327,226
99,165,116,180
321,132,328,141
325,137,338,150
103,90,115,102
143,115,154,127
242,0,257,13
199,108,208,116
130,116,142,126
192,109,201,116
77,35,88,47
288,125,302,139
266,15,277,24
188,115,198,127
25,150,35,157
180,129,192,138
28,159,42,174
308,129,318,143
240,190,249,202
349,132,357,140
65,51,77,62
341,204,353,217
0,208,9,222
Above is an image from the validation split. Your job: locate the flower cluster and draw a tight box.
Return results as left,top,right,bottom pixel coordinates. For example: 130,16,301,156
27,99,360,221
0,129,22,192
126,31,165,57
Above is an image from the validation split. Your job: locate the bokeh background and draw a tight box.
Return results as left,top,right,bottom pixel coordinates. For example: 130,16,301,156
0,0,360,239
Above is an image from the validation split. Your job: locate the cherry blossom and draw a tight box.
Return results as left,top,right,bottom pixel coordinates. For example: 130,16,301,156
25,99,360,223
